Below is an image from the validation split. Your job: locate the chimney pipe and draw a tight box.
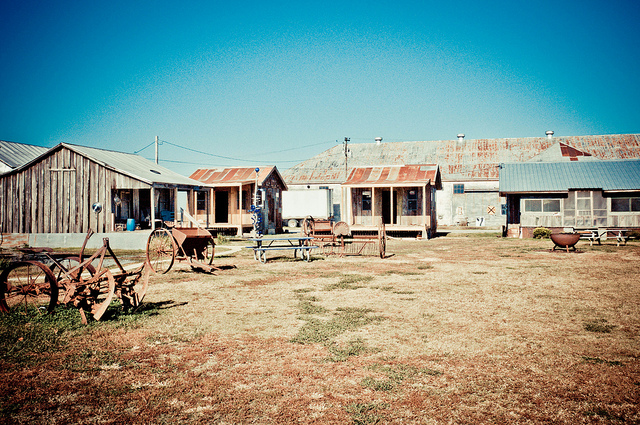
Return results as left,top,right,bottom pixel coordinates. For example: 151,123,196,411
375,137,382,145
546,130,554,139
457,134,465,142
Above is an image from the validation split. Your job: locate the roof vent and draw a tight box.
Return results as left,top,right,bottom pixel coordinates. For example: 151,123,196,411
546,130,554,139
375,137,383,145
457,134,465,142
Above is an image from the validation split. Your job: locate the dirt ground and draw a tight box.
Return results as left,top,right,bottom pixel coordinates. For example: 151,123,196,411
2,233,639,424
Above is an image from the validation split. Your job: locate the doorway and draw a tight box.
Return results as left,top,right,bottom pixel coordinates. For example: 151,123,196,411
215,191,229,223
381,189,397,225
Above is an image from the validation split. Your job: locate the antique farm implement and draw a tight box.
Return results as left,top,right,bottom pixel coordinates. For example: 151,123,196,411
302,216,387,259
0,230,150,324
146,217,217,274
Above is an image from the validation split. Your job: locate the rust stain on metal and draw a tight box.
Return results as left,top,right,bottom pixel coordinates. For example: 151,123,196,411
191,166,276,185
344,164,438,185
283,134,640,185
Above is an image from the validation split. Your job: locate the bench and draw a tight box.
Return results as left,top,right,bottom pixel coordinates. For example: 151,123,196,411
247,236,318,263
573,228,629,247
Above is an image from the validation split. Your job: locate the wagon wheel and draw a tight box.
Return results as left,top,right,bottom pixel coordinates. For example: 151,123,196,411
302,216,314,236
0,261,58,315
77,269,116,324
119,265,151,312
199,235,216,265
49,256,97,305
146,228,176,274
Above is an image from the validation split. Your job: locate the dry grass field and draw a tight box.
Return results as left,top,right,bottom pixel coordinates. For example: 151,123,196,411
1,233,639,424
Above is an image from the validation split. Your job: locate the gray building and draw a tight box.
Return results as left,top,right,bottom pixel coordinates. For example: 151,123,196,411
499,159,640,238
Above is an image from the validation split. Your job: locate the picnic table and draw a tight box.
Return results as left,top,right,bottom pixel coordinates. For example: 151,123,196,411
572,228,629,247
247,236,318,263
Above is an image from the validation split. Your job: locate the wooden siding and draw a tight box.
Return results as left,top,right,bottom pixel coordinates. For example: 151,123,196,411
1,147,150,233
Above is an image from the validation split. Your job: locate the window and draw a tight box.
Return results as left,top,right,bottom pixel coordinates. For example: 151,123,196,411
453,184,464,194
196,192,206,213
362,191,372,211
524,199,561,213
611,197,640,212
407,189,418,212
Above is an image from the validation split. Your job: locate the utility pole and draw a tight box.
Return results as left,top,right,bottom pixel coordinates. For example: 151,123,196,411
155,136,159,164
344,137,350,181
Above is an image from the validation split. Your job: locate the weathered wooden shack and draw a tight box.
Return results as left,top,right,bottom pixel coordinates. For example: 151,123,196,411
499,159,640,237
0,143,204,234
189,166,287,235
342,164,441,238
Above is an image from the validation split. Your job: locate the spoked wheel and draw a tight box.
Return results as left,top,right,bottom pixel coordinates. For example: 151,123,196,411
74,269,116,324
49,256,97,305
194,235,215,266
146,229,176,274
118,265,151,312
0,261,58,315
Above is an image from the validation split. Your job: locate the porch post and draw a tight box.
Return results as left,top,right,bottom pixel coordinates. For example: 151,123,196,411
371,187,376,225
238,183,243,236
150,186,157,230
173,187,179,226
422,185,427,227
390,187,394,225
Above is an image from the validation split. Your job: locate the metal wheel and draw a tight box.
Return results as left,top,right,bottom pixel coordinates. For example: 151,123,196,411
75,269,116,324
49,256,97,305
201,236,215,265
118,265,151,312
146,229,176,274
0,261,58,315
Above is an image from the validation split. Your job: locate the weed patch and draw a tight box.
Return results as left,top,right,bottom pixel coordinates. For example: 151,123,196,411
582,356,622,366
324,274,373,291
345,402,388,424
325,338,380,362
584,319,616,333
291,307,384,345
361,363,442,391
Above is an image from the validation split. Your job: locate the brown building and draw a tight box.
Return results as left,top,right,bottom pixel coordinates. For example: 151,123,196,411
342,164,441,238
189,166,287,236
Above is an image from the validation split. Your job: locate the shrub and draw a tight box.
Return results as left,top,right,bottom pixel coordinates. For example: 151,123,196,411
533,227,552,239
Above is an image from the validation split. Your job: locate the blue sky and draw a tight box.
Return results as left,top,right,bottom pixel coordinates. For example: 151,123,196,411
1,0,639,175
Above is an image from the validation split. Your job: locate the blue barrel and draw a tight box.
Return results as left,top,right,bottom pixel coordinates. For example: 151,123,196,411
126,218,135,231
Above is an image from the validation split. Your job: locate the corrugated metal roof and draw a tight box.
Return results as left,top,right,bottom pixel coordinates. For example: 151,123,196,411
0,140,49,169
343,164,439,187
190,166,287,189
63,144,204,186
283,134,640,184
5,143,204,187
499,159,640,193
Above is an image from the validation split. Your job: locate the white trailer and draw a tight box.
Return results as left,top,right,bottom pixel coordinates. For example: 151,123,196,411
282,189,332,227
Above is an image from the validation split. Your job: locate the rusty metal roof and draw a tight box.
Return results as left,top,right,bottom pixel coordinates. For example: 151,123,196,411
190,166,286,189
343,164,441,189
283,134,640,184
0,140,48,171
499,159,640,193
